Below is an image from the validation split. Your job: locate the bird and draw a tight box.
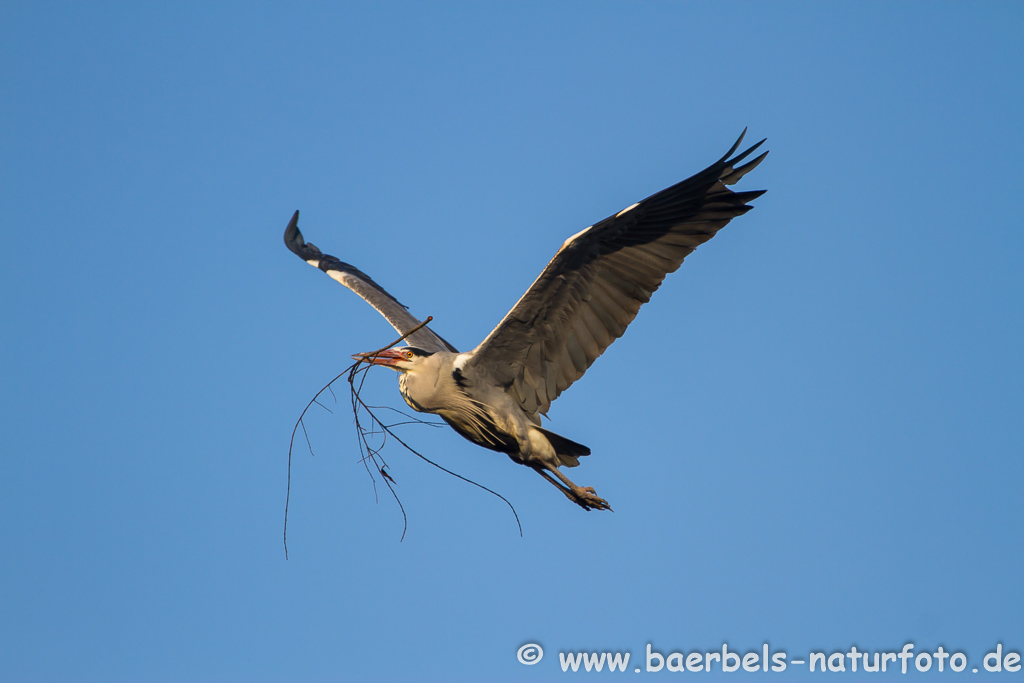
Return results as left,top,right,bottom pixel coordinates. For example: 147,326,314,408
284,131,767,511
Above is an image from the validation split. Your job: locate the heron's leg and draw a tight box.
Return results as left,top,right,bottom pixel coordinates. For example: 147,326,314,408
533,466,612,512
532,467,581,506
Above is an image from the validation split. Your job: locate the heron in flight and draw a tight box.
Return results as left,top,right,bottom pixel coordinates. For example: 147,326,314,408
285,132,766,511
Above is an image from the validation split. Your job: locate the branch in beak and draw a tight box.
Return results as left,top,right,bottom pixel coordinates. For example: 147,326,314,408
352,348,404,367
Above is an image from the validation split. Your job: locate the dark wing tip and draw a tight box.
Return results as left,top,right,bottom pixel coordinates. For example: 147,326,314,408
284,209,323,261
723,149,769,186
283,210,302,252
722,128,748,160
724,136,767,166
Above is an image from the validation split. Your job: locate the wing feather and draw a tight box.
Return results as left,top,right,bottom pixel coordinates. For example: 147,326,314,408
464,132,767,415
283,211,457,353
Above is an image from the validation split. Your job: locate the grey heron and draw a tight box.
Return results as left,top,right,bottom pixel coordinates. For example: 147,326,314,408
285,132,767,511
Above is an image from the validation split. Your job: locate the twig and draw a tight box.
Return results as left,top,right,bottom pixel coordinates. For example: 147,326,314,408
283,317,522,558
347,361,523,542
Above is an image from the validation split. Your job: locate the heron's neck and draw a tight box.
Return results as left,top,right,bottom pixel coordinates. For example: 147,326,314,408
396,352,456,414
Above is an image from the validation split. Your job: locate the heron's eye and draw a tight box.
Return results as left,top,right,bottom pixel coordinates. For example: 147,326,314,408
404,350,413,359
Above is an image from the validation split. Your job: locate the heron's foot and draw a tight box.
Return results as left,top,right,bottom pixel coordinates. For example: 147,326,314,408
533,466,613,512
571,485,612,512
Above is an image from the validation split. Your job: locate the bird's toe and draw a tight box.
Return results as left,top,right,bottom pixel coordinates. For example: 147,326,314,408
573,485,612,512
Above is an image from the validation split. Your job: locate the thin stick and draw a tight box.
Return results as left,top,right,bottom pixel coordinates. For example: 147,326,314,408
284,318,521,556
347,363,523,541
283,318,435,559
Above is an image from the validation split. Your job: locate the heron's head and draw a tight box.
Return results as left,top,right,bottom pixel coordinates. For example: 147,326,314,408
352,346,434,372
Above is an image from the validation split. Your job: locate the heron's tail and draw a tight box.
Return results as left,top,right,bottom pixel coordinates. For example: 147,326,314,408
536,427,591,468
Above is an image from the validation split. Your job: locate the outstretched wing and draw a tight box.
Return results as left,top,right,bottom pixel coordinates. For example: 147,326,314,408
463,131,767,416
284,211,458,353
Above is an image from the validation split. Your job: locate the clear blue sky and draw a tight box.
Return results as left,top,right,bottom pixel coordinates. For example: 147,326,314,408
2,2,1022,681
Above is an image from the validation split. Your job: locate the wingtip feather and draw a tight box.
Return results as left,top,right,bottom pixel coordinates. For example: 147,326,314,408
723,149,769,185
722,128,748,161
284,210,302,251
283,209,324,261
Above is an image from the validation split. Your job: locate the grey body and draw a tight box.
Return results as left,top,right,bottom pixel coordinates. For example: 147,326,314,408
285,132,767,510
397,350,582,465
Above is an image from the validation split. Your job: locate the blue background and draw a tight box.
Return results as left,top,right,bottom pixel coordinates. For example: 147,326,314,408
2,2,1021,681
